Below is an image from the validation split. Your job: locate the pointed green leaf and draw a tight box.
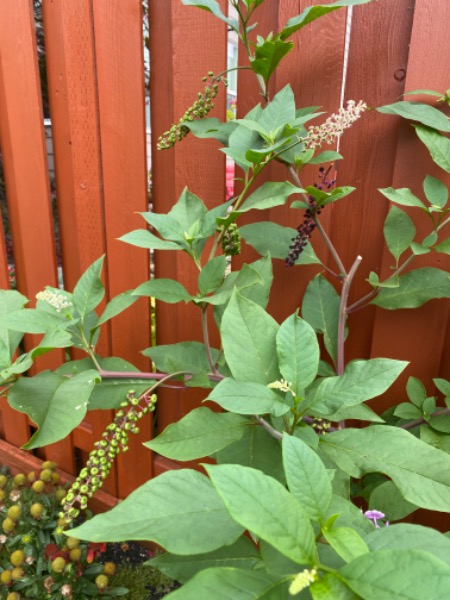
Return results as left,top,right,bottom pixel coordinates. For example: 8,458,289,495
181,0,238,29
0,290,28,355
240,182,304,213
8,370,99,449
378,187,427,210
184,118,237,145
282,434,332,522
206,464,316,564
148,537,262,584
423,175,448,208
383,206,416,262
144,407,246,460
221,292,280,385
97,290,140,325
434,238,450,255
339,550,450,600
251,38,294,85
323,527,369,563
5,309,71,334
142,342,218,375
240,222,321,265
169,187,208,232
311,574,359,600
369,481,417,520
258,85,296,134
72,256,105,320
372,268,450,309
139,212,185,241
302,275,340,364
414,125,450,173
198,256,227,296
276,314,320,394
378,101,450,132
321,425,450,512
69,469,243,553
118,230,183,250
133,279,192,303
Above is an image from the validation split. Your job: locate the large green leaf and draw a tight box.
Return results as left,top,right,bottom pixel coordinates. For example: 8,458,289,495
142,342,219,375
414,125,450,173
365,523,450,565
369,481,417,520
309,358,407,414
302,275,340,364
240,222,320,265
206,378,289,418
378,187,427,210
339,549,450,599
258,85,296,135
280,0,371,40
144,407,246,460
8,370,99,449
276,314,320,394
206,464,316,564
371,268,450,309
118,230,183,251
97,290,140,326
198,256,227,296
133,279,192,303
139,212,185,242
282,435,332,522
322,527,368,563
240,182,304,213
163,568,282,600
378,101,450,132
423,175,448,208
311,574,359,600
69,469,243,553
383,206,416,262
181,0,238,29
148,537,262,584
72,256,105,321
216,424,285,484
5,309,71,334
321,426,450,512
169,187,208,231
184,118,237,145
0,290,28,355
221,292,280,385
251,38,294,86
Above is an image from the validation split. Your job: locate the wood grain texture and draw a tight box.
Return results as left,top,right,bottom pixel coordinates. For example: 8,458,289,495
93,0,153,495
370,0,450,412
150,0,227,433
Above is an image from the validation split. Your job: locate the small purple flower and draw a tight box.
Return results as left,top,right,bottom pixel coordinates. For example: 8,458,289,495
364,509,385,528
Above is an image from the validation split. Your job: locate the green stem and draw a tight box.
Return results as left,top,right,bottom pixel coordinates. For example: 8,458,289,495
337,255,362,377
401,407,450,430
255,416,283,440
201,303,220,375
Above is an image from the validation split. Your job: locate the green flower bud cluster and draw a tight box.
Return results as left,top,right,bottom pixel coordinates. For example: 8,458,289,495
311,418,331,435
157,72,228,150
221,223,241,256
60,392,158,524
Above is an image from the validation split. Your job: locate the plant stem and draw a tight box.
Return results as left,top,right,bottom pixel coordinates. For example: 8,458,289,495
255,416,283,440
401,407,450,430
337,255,362,377
201,303,220,375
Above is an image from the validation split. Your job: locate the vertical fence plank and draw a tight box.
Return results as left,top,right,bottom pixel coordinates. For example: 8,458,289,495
370,0,450,410
0,0,74,470
330,0,416,362
92,0,153,496
43,0,117,494
0,219,9,289
149,0,228,438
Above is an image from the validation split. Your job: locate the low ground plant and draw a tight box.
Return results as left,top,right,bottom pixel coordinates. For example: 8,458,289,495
2,0,450,598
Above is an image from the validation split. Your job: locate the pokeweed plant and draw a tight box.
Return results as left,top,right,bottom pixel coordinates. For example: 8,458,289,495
2,0,450,597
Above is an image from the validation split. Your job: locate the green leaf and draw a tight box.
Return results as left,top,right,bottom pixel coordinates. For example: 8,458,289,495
198,256,226,296
258,85,296,135
378,101,450,132
251,38,294,86
339,549,450,599
169,187,208,233
302,275,341,364
97,290,139,326
143,342,218,375
139,212,185,242
276,315,320,394
393,403,422,420
206,464,316,564
206,378,289,418
280,0,371,40
365,523,450,565
311,574,359,600
414,124,450,173
5,309,71,334
216,425,285,484
369,481,417,520
0,290,28,355
118,230,182,250
133,279,192,304
309,151,343,164
403,89,443,98
163,567,281,600
378,187,427,210
321,425,450,512
69,469,243,553
240,182,304,213
320,403,385,423
185,118,237,145
208,264,265,308
72,256,105,321
148,537,262,584
8,370,99,449
372,268,450,309
240,222,321,265
406,376,427,407
421,425,450,453
434,238,450,255
423,175,448,208
221,292,280,385
383,206,416,262
323,527,369,563
144,407,246,460
434,377,450,397
282,434,332,522
181,0,238,30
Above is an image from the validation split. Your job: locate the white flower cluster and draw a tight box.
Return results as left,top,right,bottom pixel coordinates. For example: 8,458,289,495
289,568,318,595
305,100,367,149
36,289,72,313
267,379,293,393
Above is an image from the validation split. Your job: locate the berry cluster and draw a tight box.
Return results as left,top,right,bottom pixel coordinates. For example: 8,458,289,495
311,417,331,435
157,72,228,150
285,166,336,266
61,392,158,524
221,223,241,256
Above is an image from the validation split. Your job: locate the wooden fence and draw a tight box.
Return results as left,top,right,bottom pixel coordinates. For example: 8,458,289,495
1,0,450,520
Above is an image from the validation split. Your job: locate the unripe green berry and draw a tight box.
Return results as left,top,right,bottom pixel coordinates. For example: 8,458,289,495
95,574,109,590
51,557,66,573
7,505,21,521
29,503,44,519
10,550,25,567
39,469,52,482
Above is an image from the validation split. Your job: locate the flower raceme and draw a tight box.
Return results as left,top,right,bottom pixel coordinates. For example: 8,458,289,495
305,100,367,149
